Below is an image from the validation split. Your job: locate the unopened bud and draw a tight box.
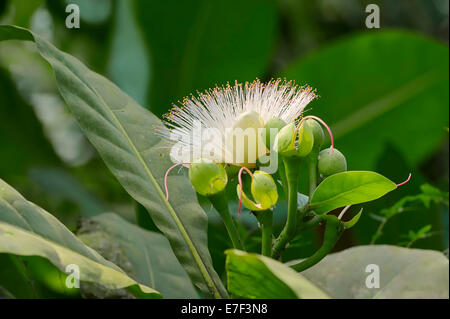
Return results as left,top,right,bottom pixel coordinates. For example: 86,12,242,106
306,119,325,149
262,117,287,150
237,170,278,211
189,158,228,196
295,120,314,157
318,148,347,177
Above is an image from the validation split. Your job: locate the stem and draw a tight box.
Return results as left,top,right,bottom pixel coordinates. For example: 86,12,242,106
272,157,300,259
306,148,319,198
406,239,416,248
277,154,288,197
256,210,273,257
370,218,387,245
299,214,324,231
291,215,344,272
209,192,245,250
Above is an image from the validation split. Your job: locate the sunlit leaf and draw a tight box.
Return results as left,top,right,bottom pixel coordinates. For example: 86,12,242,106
290,245,449,298
226,249,329,299
0,178,160,298
310,171,397,214
85,213,199,298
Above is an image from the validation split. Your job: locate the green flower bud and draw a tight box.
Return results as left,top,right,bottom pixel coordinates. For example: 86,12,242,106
275,122,296,154
295,120,314,157
262,117,287,149
251,171,279,209
306,119,325,149
275,121,314,158
189,158,228,196
236,171,278,211
318,148,347,177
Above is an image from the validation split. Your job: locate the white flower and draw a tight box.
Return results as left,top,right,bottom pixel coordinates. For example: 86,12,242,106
157,79,317,167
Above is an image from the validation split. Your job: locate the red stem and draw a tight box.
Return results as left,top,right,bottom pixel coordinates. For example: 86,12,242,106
396,173,412,188
296,115,334,153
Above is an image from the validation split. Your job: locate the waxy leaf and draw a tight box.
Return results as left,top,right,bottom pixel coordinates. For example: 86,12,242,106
0,179,159,298
0,25,226,298
225,250,329,299
310,171,396,214
295,245,449,299
89,213,199,299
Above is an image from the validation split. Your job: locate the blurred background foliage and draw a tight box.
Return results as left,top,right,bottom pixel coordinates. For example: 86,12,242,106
0,0,448,279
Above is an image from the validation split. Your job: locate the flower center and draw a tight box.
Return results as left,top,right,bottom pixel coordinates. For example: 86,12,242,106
225,110,267,167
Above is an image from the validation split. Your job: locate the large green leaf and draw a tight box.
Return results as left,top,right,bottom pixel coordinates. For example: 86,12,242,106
0,67,61,183
86,213,199,299
29,168,105,218
290,245,449,298
281,31,449,170
0,254,36,298
108,0,149,105
133,0,277,115
310,171,397,214
0,223,160,298
225,250,329,299
0,178,159,298
0,25,226,298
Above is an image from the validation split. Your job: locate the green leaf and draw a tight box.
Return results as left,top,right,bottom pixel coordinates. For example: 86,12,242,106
225,250,329,299
29,168,105,218
294,245,449,298
0,67,61,183
88,213,199,299
0,223,160,298
108,0,149,105
343,208,363,229
0,25,226,298
0,178,160,298
0,254,37,298
8,0,44,28
281,31,449,169
133,0,277,116
378,183,448,220
310,171,397,214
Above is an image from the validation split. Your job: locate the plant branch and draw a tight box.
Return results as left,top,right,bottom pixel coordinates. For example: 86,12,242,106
255,210,273,257
272,157,300,259
299,213,324,231
370,218,387,245
306,149,319,198
290,215,344,272
209,192,245,250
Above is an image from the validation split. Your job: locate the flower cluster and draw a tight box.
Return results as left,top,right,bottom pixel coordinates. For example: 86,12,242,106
159,78,411,260
157,79,317,166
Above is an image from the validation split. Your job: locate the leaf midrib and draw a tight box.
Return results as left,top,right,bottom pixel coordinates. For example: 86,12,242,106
310,178,395,211
96,87,221,298
41,35,222,298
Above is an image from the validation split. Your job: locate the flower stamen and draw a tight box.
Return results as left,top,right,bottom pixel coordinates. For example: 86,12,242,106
338,205,351,220
296,115,334,153
164,162,190,201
